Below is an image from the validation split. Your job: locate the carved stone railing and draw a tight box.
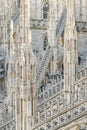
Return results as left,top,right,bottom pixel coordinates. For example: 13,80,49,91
10,12,87,32
34,67,87,129
37,78,64,105
76,63,87,82
10,10,48,30
30,19,48,29
30,20,87,32
0,113,15,129
0,93,87,130
33,99,87,130
7,9,87,35
1,101,86,130
76,21,87,32
0,103,7,120
30,8,66,31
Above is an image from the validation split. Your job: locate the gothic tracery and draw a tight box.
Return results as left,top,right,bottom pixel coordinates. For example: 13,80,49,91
0,0,87,130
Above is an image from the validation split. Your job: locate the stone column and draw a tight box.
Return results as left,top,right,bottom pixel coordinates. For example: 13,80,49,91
48,0,57,74
7,20,15,113
15,0,36,130
64,0,78,104
15,46,33,130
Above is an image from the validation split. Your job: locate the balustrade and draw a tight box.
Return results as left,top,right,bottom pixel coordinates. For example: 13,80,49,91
37,78,64,105
0,113,14,127
1,5,87,130
76,62,87,81
74,78,87,103
30,19,47,29
33,101,87,130
0,121,16,130
35,77,87,128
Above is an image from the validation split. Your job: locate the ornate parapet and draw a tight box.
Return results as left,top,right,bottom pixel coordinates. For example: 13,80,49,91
30,20,87,31
76,63,87,81
37,78,64,105
0,113,15,129
75,21,87,32
33,65,87,130
33,99,87,130
7,18,48,39
30,19,48,30
7,12,87,35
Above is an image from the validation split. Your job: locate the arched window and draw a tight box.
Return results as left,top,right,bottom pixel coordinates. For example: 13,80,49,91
18,0,20,7
43,34,48,50
43,1,49,19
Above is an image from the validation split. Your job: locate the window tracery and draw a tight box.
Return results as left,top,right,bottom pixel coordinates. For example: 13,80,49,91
43,33,48,50
43,0,49,19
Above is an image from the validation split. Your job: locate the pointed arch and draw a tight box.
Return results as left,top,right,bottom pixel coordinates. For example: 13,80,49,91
42,0,49,19
43,33,48,50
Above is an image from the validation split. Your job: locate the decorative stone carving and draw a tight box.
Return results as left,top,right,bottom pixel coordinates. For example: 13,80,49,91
76,22,87,32
30,19,48,29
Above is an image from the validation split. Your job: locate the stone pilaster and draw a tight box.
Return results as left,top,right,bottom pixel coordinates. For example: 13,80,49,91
15,0,37,130
48,0,57,74
7,20,15,113
64,0,78,103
